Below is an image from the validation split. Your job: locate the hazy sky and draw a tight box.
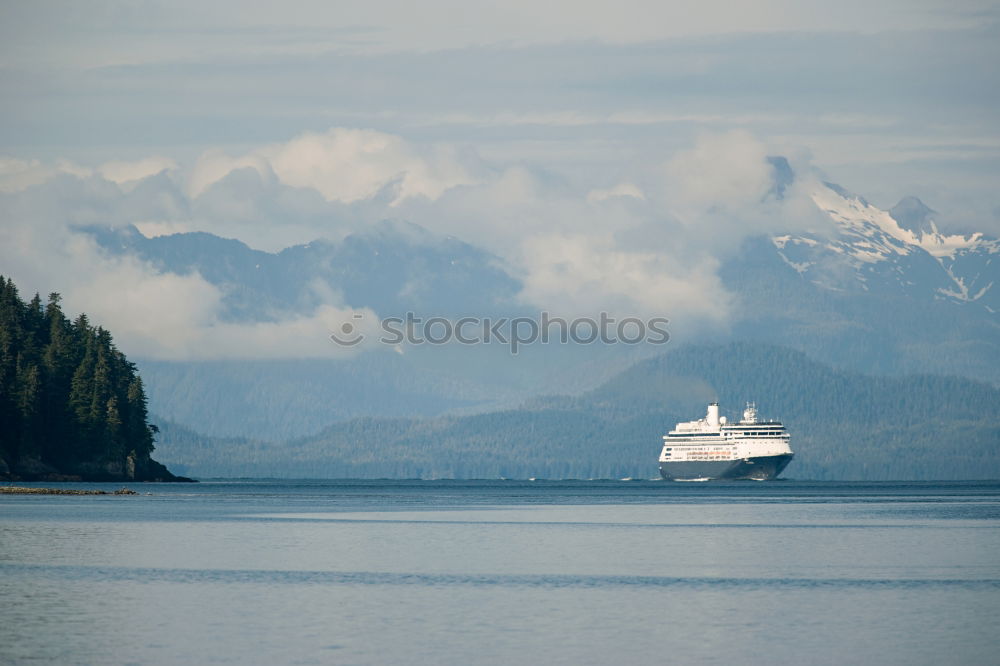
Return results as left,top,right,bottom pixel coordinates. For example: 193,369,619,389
2,0,997,215
1,1,998,358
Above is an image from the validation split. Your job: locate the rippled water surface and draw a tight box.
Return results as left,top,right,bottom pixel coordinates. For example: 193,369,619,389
2,480,999,665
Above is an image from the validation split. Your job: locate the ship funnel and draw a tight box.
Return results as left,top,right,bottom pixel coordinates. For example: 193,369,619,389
706,403,720,428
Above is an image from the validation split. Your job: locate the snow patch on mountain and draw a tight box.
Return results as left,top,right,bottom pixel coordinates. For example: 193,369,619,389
770,183,999,311
812,185,998,260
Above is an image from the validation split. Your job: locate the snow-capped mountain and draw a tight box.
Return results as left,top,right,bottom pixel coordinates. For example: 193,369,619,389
81,172,1000,443
773,183,998,313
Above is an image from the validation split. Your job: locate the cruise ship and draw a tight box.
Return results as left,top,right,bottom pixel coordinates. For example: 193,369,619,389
658,402,794,480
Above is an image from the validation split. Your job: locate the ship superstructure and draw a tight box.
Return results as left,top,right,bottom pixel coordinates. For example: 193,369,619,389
658,402,794,480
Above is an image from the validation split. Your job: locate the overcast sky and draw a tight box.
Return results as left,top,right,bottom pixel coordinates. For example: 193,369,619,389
1,0,998,358
2,0,997,216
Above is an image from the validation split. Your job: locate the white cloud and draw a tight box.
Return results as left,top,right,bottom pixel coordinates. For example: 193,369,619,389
393,165,585,255
586,182,645,203
0,157,91,192
99,156,178,185
656,131,832,249
664,129,772,219
79,257,379,360
0,127,850,358
73,250,381,359
0,193,375,360
132,220,196,238
188,150,274,198
517,232,730,321
265,128,481,203
390,161,732,323
188,128,482,205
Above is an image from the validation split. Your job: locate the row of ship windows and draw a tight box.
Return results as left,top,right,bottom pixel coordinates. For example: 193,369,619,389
663,448,729,452
668,432,784,439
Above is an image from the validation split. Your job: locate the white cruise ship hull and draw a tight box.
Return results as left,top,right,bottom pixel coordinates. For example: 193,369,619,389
659,453,794,481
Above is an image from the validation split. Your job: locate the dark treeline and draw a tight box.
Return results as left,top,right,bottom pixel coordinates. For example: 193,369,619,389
0,276,182,481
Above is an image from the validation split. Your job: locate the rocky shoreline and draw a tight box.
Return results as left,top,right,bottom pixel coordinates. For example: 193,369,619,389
0,455,195,483
1,486,138,495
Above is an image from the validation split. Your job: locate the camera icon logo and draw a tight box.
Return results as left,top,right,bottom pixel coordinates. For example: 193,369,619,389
329,313,366,347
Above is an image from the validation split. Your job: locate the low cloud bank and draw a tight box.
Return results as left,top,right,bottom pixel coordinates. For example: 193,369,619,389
0,128,832,359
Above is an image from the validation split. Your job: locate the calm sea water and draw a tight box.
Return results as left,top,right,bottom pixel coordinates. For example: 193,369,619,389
2,480,999,665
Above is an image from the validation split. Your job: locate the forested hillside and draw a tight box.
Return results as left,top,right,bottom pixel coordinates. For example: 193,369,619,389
0,276,184,481
154,343,1000,480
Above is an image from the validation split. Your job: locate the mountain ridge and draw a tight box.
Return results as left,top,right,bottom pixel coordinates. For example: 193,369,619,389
82,170,1000,441
152,342,1000,480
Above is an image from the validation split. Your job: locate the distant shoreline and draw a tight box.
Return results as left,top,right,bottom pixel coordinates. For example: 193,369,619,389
0,486,138,496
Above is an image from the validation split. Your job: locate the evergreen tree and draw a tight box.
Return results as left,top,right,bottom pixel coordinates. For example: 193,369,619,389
16,362,41,462
69,333,96,461
0,278,19,462
0,275,175,480
126,375,155,457
42,293,77,461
